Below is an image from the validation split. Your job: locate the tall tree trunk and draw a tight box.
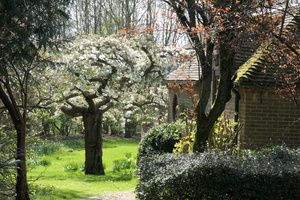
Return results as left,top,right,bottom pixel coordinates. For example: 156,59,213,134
83,111,105,175
0,85,29,200
16,123,30,200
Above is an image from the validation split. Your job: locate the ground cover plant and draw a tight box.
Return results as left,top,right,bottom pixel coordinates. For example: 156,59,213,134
27,138,139,200
136,146,300,200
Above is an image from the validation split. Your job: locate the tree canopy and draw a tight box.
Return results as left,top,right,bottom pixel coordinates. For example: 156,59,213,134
50,33,174,174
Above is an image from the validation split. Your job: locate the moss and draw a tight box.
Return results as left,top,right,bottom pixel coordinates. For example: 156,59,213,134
234,42,270,82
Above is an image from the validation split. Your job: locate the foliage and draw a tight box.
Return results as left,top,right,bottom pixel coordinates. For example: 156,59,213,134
63,162,84,172
173,115,239,154
27,139,66,168
0,130,16,199
136,146,300,200
208,115,239,151
173,118,196,154
111,153,136,172
38,158,52,167
28,111,84,136
52,34,173,116
27,139,64,156
138,122,184,158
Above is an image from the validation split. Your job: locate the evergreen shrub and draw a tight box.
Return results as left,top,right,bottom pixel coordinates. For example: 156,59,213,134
138,122,183,158
136,146,300,200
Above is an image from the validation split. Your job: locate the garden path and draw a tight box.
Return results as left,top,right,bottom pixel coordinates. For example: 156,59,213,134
83,190,135,200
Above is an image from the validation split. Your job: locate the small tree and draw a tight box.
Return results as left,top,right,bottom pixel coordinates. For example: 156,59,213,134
0,1,70,199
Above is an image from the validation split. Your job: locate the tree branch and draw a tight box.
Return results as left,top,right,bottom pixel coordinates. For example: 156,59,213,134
100,101,113,113
61,104,85,117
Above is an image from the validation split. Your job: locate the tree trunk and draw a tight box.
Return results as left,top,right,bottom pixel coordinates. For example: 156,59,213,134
124,118,136,138
16,122,30,200
193,46,234,152
83,111,105,175
0,85,30,200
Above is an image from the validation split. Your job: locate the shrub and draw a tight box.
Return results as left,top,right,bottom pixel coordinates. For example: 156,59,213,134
208,116,239,151
173,119,196,154
136,147,300,200
138,122,183,158
112,153,136,172
173,116,239,154
38,157,51,166
63,162,84,172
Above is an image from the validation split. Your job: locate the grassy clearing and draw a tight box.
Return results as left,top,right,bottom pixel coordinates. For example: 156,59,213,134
27,138,140,200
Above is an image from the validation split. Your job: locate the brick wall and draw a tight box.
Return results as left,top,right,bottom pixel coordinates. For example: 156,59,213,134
237,86,300,149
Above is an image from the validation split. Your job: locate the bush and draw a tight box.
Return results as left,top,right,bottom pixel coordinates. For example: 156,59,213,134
112,153,136,172
173,119,196,154
136,147,300,200
138,122,183,158
38,157,51,166
63,162,84,172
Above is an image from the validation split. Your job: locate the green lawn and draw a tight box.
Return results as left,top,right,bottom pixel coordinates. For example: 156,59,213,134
27,138,140,200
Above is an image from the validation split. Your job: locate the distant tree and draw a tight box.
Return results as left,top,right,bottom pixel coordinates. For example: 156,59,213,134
70,0,181,46
161,0,298,152
0,0,70,199
72,0,142,35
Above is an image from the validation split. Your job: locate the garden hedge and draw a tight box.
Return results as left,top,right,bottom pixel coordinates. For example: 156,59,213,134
136,147,300,200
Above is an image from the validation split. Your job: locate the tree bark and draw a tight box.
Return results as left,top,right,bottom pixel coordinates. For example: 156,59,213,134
193,45,234,152
83,111,105,175
16,123,30,200
0,85,30,200
124,117,137,138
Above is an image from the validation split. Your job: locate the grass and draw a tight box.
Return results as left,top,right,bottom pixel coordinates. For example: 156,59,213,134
27,137,140,200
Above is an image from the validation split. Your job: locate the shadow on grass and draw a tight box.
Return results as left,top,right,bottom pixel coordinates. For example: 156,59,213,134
58,138,140,149
103,139,140,148
83,172,135,182
30,183,88,200
30,172,136,200
38,170,136,183
58,138,85,150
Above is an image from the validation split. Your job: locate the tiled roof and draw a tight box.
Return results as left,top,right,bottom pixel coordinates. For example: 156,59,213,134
165,7,300,85
233,40,259,70
234,10,299,85
164,58,200,82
